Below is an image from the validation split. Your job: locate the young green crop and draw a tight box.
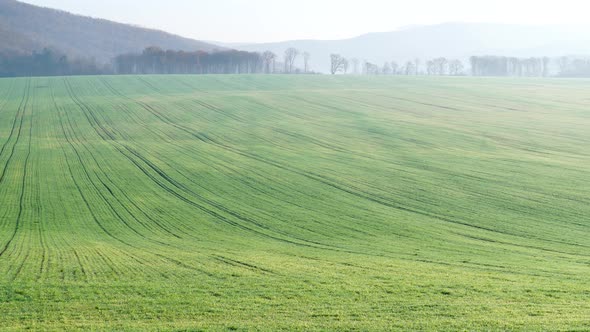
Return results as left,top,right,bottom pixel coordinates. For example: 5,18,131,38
0,75,589,331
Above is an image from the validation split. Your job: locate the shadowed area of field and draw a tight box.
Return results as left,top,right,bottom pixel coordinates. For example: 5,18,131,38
0,75,589,330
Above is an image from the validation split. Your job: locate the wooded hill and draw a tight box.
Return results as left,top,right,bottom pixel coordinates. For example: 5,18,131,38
0,0,221,62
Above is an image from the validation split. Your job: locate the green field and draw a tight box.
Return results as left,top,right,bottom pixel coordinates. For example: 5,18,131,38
0,75,589,331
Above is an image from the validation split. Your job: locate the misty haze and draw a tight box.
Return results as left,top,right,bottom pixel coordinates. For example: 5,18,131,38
1,0,589,330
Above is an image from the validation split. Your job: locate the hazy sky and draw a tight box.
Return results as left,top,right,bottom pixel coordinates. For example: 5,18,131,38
20,0,590,43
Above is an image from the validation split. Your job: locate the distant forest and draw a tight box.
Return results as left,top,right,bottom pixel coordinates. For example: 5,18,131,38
1,46,590,78
0,48,109,77
3,0,590,79
113,47,268,75
331,54,590,77
0,0,220,63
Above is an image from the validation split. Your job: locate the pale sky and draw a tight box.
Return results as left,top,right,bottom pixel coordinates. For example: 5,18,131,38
20,0,590,43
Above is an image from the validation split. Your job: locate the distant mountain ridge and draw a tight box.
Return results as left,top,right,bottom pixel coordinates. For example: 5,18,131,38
232,23,590,73
3,1,590,73
0,0,222,62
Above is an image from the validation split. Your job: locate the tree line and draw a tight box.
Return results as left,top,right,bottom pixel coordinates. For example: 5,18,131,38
556,57,590,77
329,54,590,77
469,56,550,77
114,47,263,75
0,48,108,77
113,46,317,75
2,46,590,78
330,55,467,76
0,46,316,77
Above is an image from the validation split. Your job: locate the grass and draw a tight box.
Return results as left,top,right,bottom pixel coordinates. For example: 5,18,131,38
0,74,589,331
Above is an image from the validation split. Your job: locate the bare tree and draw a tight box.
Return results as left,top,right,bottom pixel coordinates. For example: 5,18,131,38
448,59,464,76
434,57,448,75
262,51,276,74
426,57,449,75
508,57,520,76
469,56,478,76
343,59,350,74
363,61,379,75
303,51,311,73
390,61,399,75
382,62,392,75
426,60,435,75
542,57,550,77
404,61,415,75
558,56,569,75
414,58,421,75
469,56,548,77
350,58,359,75
284,48,299,74
330,54,347,75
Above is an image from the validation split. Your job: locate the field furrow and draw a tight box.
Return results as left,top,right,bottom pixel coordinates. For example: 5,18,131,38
0,75,589,331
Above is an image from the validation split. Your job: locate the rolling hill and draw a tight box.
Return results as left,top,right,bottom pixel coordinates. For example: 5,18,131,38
0,0,222,62
0,21,38,55
0,75,589,330
234,23,590,73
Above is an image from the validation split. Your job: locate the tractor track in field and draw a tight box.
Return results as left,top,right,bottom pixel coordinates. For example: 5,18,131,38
61,109,183,241
169,76,206,92
0,79,16,114
152,252,218,278
65,81,189,239
56,89,186,239
126,97,506,237
2,75,589,312
99,78,347,250
0,79,30,181
453,231,590,257
93,248,122,277
72,249,88,280
170,99,302,154
70,80,228,240
125,101,387,248
52,84,138,249
99,77,590,258
75,92,342,240
224,127,531,240
37,227,48,279
11,251,31,282
136,76,167,94
107,77,588,254
8,81,37,280
0,78,32,258
59,81,180,245
212,255,277,275
121,142,333,249
50,80,221,277
102,79,462,249
9,250,30,282
54,116,214,277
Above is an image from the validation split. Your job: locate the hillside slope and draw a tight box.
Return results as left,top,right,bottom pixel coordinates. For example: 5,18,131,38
0,0,221,62
0,22,39,55
235,23,590,72
0,76,589,330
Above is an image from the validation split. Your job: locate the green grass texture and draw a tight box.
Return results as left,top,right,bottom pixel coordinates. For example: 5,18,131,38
0,75,589,331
